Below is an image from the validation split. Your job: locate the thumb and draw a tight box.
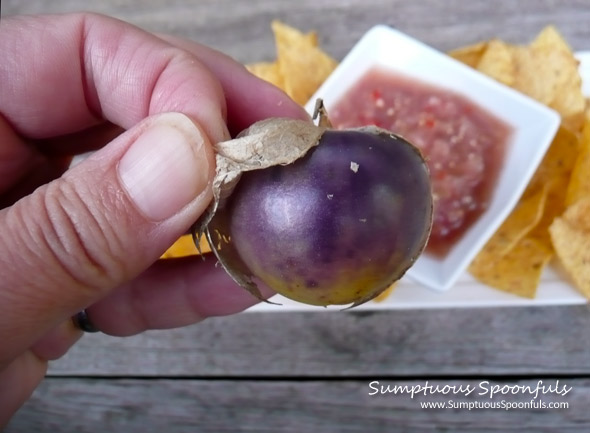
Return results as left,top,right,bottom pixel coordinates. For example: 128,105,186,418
0,112,215,363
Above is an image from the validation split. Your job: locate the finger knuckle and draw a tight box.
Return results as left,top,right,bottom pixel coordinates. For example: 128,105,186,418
37,177,127,295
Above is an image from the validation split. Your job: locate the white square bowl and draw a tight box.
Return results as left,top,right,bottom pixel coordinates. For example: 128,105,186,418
305,25,561,292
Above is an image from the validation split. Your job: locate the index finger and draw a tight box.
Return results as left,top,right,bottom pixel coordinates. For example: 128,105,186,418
0,13,229,143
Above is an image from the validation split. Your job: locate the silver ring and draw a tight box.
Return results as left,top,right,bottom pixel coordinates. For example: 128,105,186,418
72,309,99,333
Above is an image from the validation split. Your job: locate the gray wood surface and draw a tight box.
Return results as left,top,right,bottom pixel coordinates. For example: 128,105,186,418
10,379,590,432
3,0,590,432
46,306,590,377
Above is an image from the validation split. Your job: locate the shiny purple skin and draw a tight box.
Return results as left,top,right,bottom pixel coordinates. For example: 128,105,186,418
226,129,432,306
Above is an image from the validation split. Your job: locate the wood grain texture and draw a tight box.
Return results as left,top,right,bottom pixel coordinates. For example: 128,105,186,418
47,306,590,377
7,378,590,432
4,0,590,62
3,0,590,431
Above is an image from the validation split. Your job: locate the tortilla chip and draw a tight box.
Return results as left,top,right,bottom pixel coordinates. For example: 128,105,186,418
566,118,590,206
161,234,211,258
271,20,318,48
470,187,547,269
246,61,284,89
448,41,488,68
245,21,338,105
526,126,581,194
452,26,585,131
371,283,397,303
522,126,581,249
561,195,590,232
528,182,570,250
550,201,590,298
272,20,338,105
470,237,552,298
476,39,514,86
530,25,573,56
511,27,585,132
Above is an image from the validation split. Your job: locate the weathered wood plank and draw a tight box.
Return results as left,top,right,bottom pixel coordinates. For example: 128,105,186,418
4,0,590,63
7,378,590,432
48,306,590,376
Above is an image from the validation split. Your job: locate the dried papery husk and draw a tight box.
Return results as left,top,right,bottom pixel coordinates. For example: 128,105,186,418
194,116,327,231
197,100,330,228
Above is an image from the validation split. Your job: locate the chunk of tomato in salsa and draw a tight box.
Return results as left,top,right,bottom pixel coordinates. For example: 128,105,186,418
330,67,512,257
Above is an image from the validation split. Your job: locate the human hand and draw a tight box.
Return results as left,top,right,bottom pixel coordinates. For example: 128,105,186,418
0,12,307,425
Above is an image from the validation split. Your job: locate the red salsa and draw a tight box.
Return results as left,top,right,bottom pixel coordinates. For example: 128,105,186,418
330,67,512,257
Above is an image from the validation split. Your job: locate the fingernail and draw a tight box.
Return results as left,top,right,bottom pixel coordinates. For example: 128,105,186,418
118,113,211,221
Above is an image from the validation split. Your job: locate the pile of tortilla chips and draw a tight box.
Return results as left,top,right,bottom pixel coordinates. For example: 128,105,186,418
246,21,338,105
456,26,590,299
164,22,590,302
